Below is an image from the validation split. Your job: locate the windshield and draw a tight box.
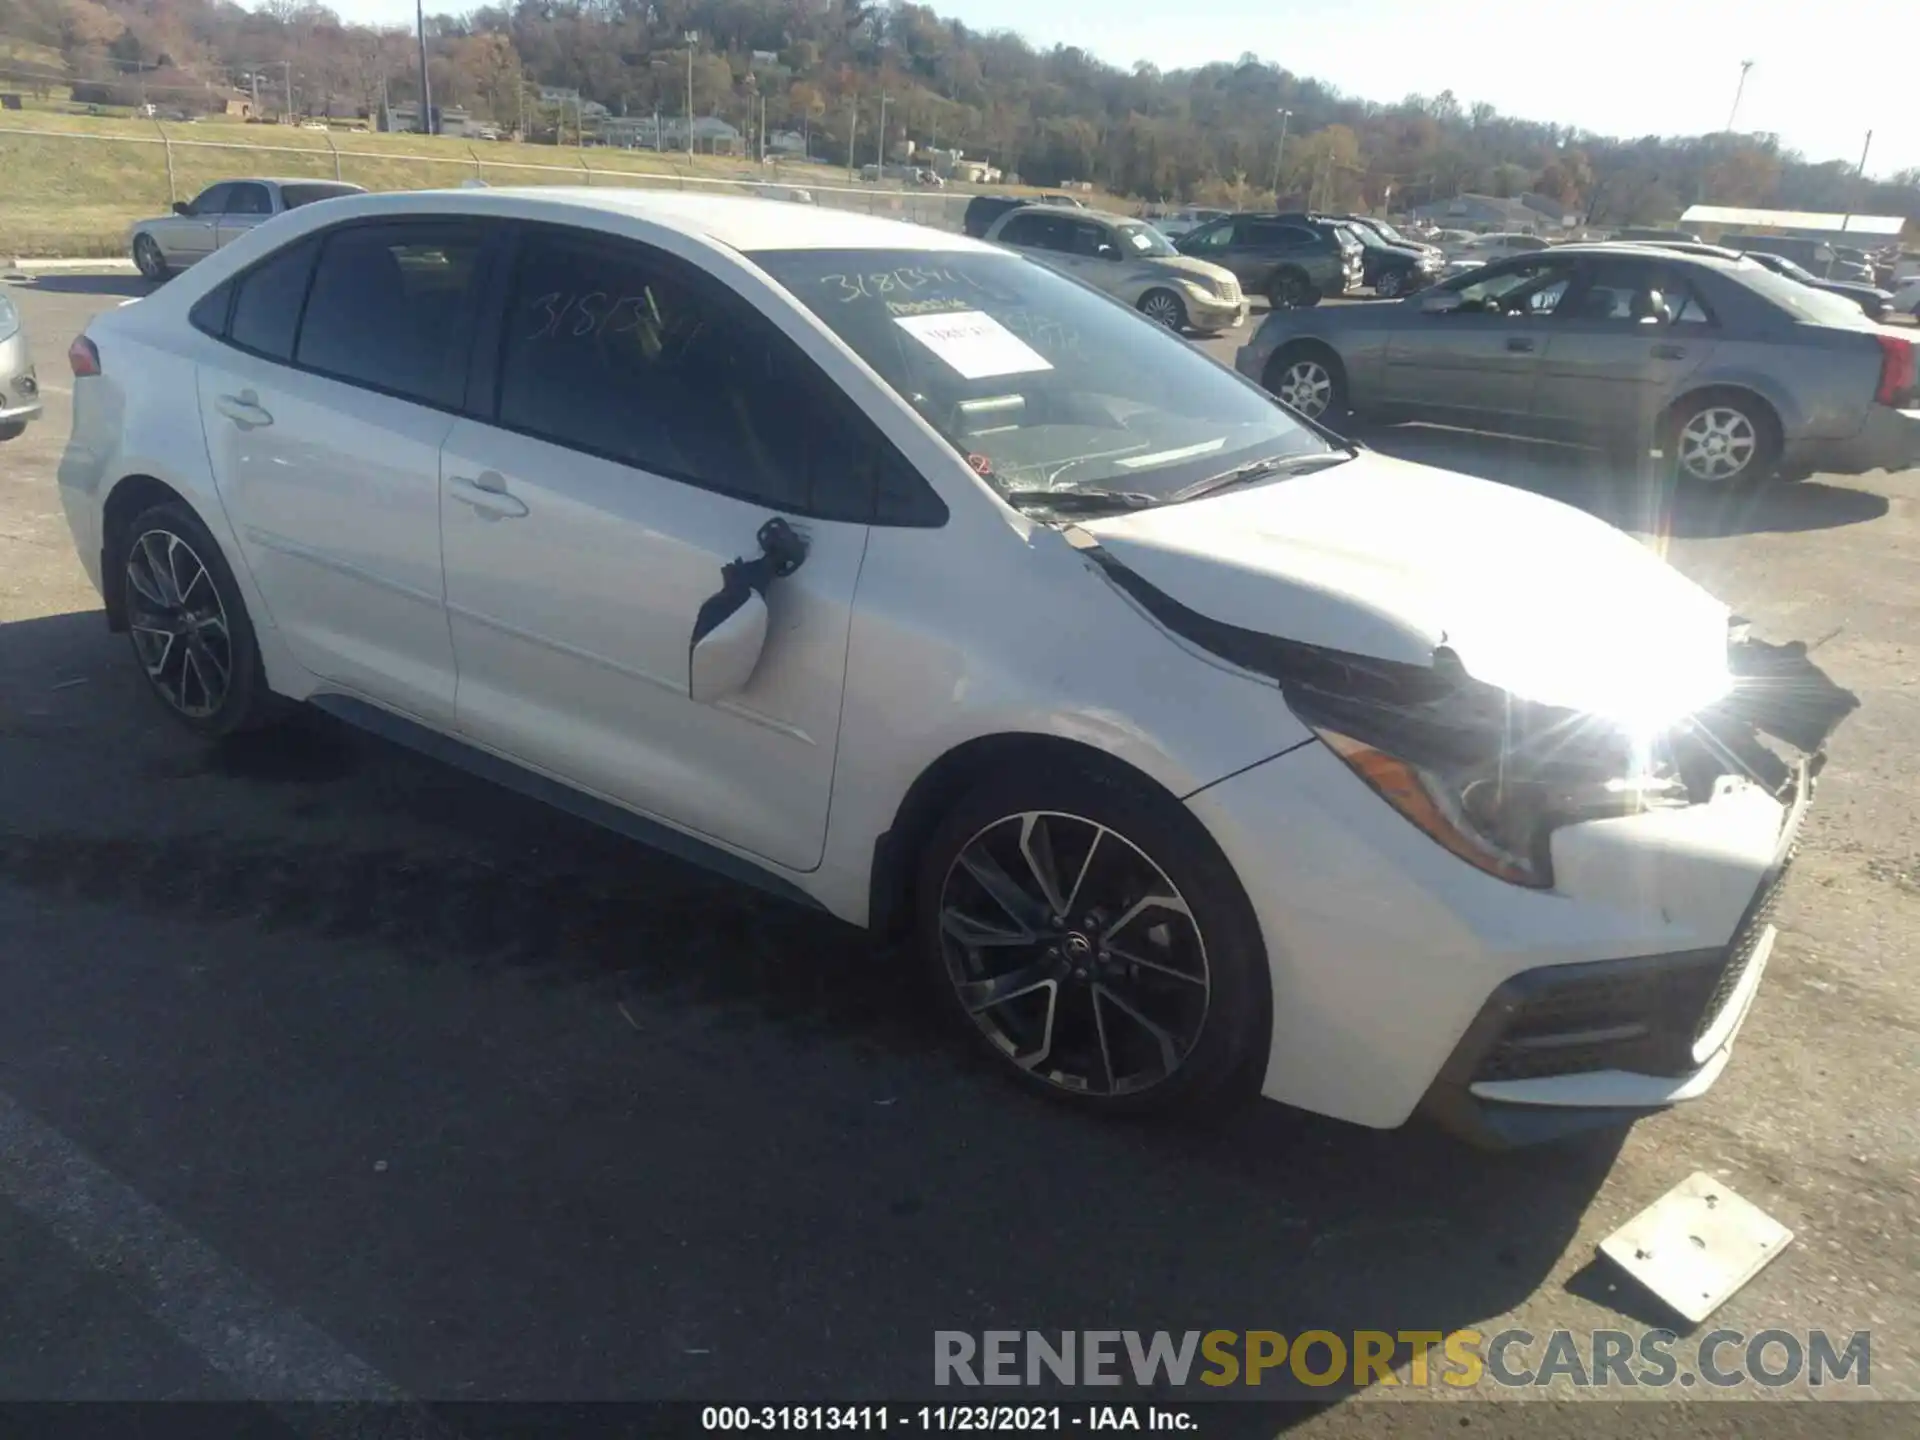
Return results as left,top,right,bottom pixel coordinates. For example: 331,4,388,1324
750,247,1331,505
1341,224,1383,250
1368,219,1412,245
1115,221,1177,257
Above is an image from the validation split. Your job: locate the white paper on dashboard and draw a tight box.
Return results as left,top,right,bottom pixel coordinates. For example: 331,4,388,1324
893,310,1054,380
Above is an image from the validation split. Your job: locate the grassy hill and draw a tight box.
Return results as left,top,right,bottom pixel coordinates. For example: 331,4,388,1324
0,110,1058,256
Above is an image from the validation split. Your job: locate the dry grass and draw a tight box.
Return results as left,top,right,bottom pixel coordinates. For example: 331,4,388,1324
0,111,1011,255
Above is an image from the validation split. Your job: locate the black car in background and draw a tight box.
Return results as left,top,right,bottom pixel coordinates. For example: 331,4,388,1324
963,192,1087,238
1742,250,1895,321
1307,213,1444,297
1175,213,1363,308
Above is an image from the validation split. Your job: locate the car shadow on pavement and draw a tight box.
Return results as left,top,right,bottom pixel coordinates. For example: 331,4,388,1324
6,274,153,298
0,607,1625,1407
1362,424,1891,538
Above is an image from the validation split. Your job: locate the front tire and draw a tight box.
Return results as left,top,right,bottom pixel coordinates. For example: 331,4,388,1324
133,233,169,282
1374,269,1405,299
118,501,281,736
915,767,1271,1116
1265,343,1348,425
1137,288,1187,331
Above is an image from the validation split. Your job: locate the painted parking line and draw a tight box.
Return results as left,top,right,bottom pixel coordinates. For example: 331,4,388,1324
0,1088,455,1436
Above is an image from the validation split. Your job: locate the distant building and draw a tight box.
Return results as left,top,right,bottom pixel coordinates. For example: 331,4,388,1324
381,101,481,137
613,115,744,154
767,128,808,156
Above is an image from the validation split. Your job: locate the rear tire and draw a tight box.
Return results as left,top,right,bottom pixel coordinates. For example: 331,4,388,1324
117,501,282,737
1661,391,1780,488
915,766,1271,1117
1267,269,1314,311
1375,269,1405,299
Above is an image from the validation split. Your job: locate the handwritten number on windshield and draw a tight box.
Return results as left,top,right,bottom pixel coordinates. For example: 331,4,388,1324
821,266,981,303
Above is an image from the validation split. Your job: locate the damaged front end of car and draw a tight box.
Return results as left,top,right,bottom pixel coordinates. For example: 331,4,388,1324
1078,534,1859,893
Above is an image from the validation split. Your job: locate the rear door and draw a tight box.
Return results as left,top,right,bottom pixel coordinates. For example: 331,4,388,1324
1381,255,1576,427
195,218,494,726
215,182,275,250
1180,220,1258,289
1533,257,1716,440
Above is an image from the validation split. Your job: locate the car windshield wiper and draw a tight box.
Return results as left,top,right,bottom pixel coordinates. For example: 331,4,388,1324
1169,450,1353,504
999,487,1162,515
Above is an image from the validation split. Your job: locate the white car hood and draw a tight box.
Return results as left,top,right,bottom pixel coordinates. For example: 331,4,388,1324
1079,452,1733,726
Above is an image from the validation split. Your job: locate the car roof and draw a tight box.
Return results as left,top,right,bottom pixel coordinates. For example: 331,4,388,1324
210,177,367,188
1528,242,1753,271
291,186,995,254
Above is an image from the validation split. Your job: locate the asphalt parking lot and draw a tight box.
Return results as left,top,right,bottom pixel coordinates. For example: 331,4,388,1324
0,271,1916,1431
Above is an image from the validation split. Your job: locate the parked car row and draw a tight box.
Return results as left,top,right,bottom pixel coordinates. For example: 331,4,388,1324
0,287,41,442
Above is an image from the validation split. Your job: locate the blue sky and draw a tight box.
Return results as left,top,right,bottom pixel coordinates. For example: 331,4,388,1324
327,0,1917,178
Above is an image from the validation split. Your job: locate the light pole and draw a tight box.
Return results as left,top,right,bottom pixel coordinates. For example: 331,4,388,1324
684,31,698,160
414,0,431,134
876,91,889,175
1725,59,1753,132
1270,108,1292,197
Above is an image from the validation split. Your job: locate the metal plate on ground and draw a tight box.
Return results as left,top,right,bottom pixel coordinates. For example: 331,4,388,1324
1598,1172,1793,1324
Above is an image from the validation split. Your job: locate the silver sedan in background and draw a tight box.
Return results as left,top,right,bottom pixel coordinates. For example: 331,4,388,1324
0,287,41,441
1237,244,1920,486
129,178,366,280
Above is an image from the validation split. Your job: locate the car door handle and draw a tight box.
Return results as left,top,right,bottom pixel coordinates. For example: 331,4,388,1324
1506,337,1536,353
214,391,273,429
1651,343,1687,360
448,472,529,519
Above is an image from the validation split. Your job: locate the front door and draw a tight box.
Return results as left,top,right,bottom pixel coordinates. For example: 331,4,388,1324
195,219,492,726
166,182,229,265
1534,257,1716,440
1382,255,1575,428
439,223,875,872
215,181,275,250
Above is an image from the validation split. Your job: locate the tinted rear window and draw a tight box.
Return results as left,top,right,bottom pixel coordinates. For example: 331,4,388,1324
228,237,318,361
280,183,363,209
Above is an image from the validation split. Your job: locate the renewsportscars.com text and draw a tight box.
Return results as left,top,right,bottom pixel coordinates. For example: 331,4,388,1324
934,1329,1872,1390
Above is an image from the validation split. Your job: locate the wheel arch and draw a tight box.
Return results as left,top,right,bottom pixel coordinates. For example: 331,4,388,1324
100,474,197,632
866,732,1197,941
1659,380,1790,445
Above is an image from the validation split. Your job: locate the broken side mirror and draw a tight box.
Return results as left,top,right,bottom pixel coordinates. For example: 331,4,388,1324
1421,290,1463,314
687,517,809,705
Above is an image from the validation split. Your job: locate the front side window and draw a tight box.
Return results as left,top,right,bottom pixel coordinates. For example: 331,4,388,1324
494,229,890,520
750,247,1332,507
225,184,272,216
294,222,487,408
997,213,1056,249
188,184,233,216
1446,258,1576,315
1184,222,1237,252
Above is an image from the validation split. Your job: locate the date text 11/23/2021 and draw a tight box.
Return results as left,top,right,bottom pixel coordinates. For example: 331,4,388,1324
701,1406,1199,1432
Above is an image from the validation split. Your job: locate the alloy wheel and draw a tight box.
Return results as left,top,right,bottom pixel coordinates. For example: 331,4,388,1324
1140,291,1184,330
134,234,165,280
1275,359,1334,418
1677,406,1758,482
937,811,1210,1097
125,528,233,719
1375,270,1403,298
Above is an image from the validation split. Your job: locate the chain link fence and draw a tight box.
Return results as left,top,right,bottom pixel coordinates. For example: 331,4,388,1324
0,122,980,258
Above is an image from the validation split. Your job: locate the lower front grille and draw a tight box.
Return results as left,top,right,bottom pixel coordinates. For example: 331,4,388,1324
1693,846,1794,1045
1470,954,1724,1083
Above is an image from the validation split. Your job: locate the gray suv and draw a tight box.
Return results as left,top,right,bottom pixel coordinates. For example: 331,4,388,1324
1235,245,1920,485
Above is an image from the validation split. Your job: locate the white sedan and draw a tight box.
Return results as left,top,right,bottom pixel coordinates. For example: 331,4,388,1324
55,188,1855,1144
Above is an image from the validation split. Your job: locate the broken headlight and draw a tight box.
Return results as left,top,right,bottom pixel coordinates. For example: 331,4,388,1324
1298,660,1691,890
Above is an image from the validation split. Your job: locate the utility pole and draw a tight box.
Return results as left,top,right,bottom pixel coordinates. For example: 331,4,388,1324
1856,129,1874,177
846,96,857,182
759,93,767,163
684,32,697,160
1725,59,1753,132
876,91,888,175
415,0,431,134
1269,107,1291,197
